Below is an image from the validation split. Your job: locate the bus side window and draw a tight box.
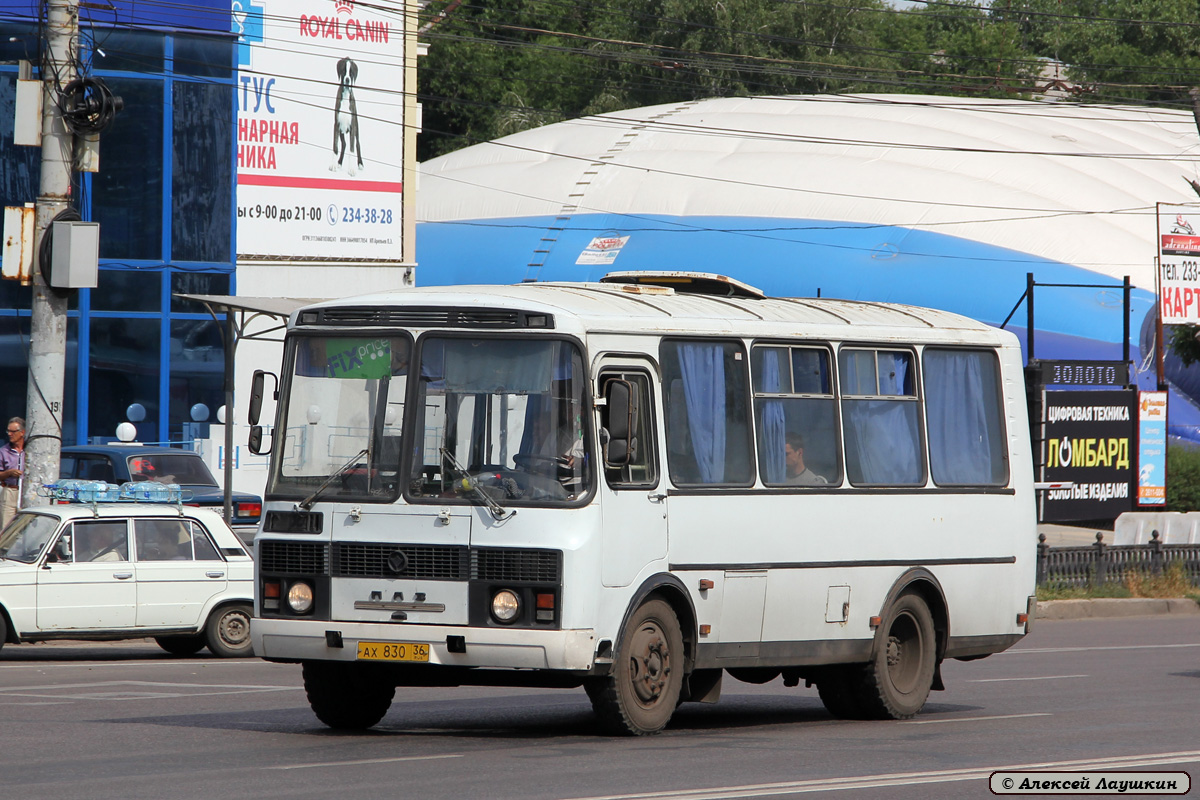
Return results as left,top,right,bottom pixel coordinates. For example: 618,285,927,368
839,347,925,486
600,371,658,489
660,339,755,486
752,345,841,487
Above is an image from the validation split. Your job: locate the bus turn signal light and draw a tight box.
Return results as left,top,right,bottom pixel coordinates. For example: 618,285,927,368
262,580,280,610
536,593,555,622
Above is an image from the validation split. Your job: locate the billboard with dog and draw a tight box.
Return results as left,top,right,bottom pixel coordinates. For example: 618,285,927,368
233,0,407,261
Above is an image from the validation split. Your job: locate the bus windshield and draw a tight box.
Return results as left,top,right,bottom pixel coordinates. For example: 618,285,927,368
269,334,410,502
407,336,592,506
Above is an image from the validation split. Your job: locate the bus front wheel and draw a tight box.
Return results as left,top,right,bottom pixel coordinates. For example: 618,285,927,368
857,592,936,719
587,598,684,735
302,661,396,730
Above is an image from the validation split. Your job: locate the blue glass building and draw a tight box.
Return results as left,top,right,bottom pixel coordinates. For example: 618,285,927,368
0,0,235,443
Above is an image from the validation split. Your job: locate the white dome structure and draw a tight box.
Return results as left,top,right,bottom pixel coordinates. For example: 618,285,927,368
416,94,1200,436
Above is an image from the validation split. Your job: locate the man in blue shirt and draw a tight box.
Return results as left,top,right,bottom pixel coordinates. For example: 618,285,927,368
0,417,25,530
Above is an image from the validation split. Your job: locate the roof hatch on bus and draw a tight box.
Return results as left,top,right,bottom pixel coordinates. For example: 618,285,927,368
601,271,766,299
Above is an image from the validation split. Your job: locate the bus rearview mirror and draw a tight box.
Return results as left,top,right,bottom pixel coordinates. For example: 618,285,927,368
247,425,270,455
249,370,267,425
604,379,633,466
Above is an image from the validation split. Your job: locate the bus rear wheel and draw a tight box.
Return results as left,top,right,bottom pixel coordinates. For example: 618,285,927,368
816,669,867,719
588,598,684,735
302,661,396,730
856,592,936,719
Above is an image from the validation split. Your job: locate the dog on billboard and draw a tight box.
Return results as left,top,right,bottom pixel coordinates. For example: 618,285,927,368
331,56,363,176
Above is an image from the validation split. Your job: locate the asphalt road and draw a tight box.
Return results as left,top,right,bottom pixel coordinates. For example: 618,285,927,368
1,615,1198,800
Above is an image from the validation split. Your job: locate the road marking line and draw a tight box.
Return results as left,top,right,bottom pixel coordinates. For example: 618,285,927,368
0,658,264,670
900,712,1051,724
265,754,464,770
557,750,1200,800
967,674,1088,682
0,679,303,700
1007,643,1200,654
0,680,293,692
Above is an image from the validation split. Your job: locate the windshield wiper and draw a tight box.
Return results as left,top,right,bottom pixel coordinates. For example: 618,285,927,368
439,447,515,522
297,448,368,511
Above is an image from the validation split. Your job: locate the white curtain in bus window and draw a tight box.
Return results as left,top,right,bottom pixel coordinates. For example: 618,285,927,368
839,349,924,486
752,346,840,486
663,341,753,485
922,349,1008,486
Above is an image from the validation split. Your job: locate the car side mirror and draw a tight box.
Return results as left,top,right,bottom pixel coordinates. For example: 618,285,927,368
47,535,72,565
603,379,634,467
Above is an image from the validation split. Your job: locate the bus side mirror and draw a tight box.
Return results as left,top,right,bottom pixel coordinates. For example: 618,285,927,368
248,369,278,426
604,379,633,467
247,425,271,456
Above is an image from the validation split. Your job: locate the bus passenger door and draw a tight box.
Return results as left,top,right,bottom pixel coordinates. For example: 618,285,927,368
597,365,667,587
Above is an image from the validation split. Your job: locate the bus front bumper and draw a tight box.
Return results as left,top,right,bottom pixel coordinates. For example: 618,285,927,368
252,617,598,671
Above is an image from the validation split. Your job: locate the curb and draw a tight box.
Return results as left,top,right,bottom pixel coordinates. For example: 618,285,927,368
1036,598,1200,621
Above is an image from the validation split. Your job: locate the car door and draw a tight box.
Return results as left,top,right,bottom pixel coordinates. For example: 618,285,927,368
133,517,228,628
36,519,137,630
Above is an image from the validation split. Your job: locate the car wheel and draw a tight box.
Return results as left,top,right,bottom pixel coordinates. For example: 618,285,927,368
155,634,206,656
205,603,253,658
303,661,395,730
0,611,7,653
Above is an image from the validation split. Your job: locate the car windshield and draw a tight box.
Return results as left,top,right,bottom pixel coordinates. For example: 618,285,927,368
126,453,218,486
0,513,61,563
269,334,411,502
407,337,592,506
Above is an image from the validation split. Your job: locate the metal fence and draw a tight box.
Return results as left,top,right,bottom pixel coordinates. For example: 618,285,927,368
1037,532,1200,588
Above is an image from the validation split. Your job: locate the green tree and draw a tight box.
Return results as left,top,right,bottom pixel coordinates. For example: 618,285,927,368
418,0,911,160
996,0,1200,105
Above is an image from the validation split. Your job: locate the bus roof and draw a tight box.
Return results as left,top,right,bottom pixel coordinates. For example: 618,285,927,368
294,278,1005,341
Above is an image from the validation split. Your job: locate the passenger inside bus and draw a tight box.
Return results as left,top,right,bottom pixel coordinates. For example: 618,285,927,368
783,432,827,485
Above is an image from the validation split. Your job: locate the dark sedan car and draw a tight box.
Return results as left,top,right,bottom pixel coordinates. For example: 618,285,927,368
59,445,262,540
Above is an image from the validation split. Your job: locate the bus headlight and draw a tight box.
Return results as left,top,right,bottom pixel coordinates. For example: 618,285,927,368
287,581,314,614
490,589,520,623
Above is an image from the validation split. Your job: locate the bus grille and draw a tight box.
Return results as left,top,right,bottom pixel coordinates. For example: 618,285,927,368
260,541,561,584
259,541,329,575
471,548,561,583
332,543,469,580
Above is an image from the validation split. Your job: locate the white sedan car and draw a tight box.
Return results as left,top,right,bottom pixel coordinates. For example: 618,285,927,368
0,501,254,657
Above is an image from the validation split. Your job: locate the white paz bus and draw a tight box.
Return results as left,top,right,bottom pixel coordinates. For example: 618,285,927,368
247,272,1037,735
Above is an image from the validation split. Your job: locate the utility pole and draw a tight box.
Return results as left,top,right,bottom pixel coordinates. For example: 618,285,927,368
22,0,78,507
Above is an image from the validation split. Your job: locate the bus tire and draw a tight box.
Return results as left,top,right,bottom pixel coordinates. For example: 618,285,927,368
303,661,396,730
588,598,684,735
816,669,867,719
856,592,936,719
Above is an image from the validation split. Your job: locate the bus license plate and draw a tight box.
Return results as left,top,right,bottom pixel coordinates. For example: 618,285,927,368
356,641,430,662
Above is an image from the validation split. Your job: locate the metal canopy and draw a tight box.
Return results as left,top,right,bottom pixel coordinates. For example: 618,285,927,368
172,294,322,526
175,294,321,343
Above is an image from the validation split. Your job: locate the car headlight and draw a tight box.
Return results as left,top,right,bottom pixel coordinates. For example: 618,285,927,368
490,589,520,623
287,581,314,614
